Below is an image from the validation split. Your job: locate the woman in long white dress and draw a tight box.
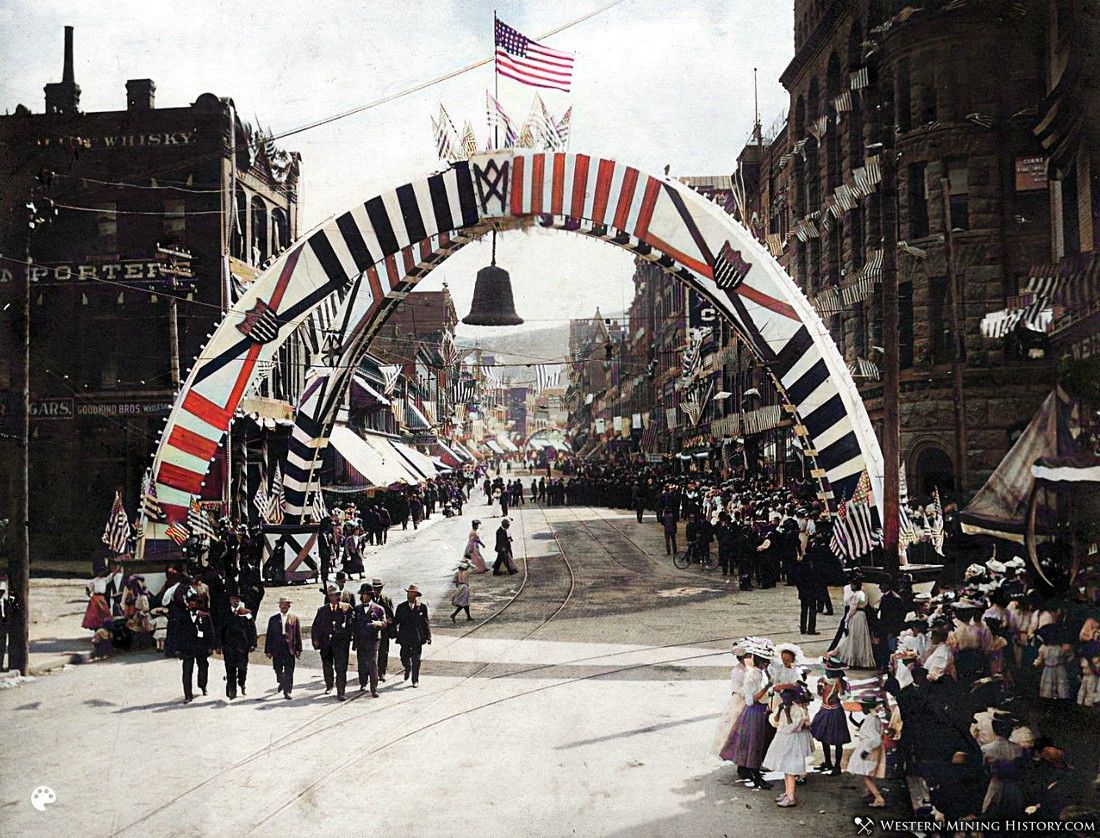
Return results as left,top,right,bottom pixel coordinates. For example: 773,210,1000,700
836,579,877,669
464,520,488,573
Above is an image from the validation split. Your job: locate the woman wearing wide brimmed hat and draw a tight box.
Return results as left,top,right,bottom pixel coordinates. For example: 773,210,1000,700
464,520,488,574
726,643,778,789
714,642,753,764
810,655,851,774
451,560,473,624
763,685,814,807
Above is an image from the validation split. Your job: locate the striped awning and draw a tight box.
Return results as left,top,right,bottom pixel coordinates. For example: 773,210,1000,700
740,404,783,436
980,264,1076,339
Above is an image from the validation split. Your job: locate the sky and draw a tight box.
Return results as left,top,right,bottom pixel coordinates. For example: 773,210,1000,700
0,0,794,338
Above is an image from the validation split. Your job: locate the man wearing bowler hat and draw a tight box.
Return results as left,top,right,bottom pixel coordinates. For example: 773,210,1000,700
264,595,302,699
394,584,431,687
352,583,386,696
311,584,354,700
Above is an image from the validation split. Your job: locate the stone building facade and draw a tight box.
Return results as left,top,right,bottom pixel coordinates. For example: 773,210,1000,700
779,0,1057,497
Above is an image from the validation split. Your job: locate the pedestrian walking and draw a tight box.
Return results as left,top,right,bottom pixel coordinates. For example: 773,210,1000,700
790,551,820,635
451,561,473,623
465,520,488,573
311,584,354,700
661,507,677,556
371,578,396,682
492,519,518,575
264,596,302,700
846,694,887,807
352,583,386,697
834,578,876,669
179,592,213,703
394,584,431,686
219,591,256,700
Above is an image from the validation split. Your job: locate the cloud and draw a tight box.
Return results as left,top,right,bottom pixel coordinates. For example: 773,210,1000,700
2,0,793,335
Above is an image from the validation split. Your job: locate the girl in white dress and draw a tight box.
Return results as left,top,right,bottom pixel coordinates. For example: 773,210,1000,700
846,694,886,807
764,686,813,807
835,579,877,669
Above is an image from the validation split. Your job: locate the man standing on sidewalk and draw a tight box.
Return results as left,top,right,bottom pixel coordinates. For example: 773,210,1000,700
394,584,431,687
661,507,678,557
352,583,386,697
220,591,257,699
311,585,354,701
264,596,302,699
371,578,396,682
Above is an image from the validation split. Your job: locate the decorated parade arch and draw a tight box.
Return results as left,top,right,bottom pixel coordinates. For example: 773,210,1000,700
144,149,885,543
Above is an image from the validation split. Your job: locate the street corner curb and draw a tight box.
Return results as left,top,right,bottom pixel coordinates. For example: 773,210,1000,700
29,650,92,675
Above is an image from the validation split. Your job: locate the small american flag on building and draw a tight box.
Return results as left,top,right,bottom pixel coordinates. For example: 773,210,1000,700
165,521,191,545
495,17,574,93
139,468,166,524
101,490,131,555
188,498,215,540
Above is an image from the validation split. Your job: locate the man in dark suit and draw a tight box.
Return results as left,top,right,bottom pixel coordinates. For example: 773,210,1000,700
492,519,518,575
393,584,431,686
311,584,354,700
371,578,396,682
352,583,387,696
219,591,257,700
179,592,214,703
264,596,302,699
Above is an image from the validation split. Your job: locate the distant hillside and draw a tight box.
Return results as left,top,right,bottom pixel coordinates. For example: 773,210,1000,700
457,323,570,385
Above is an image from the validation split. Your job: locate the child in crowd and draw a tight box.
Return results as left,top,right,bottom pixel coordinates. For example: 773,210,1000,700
764,686,813,807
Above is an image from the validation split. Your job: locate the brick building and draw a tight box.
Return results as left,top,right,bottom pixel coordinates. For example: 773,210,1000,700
778,0,1058,498
0,28,301,564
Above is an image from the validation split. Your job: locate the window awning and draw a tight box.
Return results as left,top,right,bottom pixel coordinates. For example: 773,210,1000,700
389,439,436,480
429,441,462,468
405,400,432,431
431,457,452,472
351,373,389,406
329,425,419,486
485,439,503,454
496,434,518,453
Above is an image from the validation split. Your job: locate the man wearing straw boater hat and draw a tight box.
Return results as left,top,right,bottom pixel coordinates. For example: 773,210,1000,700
394,584,432,687
264,595,302,700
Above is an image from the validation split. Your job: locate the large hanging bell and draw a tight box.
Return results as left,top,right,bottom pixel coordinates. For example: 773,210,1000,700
461,264,524,326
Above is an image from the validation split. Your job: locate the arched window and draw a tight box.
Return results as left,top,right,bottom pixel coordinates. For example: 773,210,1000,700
848,21,865,170
806,78,821,211
250,195,269,264
271,207,289,255
232,186,248,260
793,96,807,217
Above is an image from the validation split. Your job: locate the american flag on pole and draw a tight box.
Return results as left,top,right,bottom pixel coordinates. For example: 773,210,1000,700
102,490,130,555
311,489,327,523
188,498,215,540
495,17,574,93
268,465,285,525
930,487,945,556
139,468,166,524
830,472,881,561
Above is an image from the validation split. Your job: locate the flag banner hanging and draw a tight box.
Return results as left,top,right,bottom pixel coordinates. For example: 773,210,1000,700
311,489,327,523
461,120,478,158
102,490,130,555
188,497,216,540
165,521,191,545
139,468,166,524
268,465,285,525
495,17,575,93
381,365,402,396
556,105,572,148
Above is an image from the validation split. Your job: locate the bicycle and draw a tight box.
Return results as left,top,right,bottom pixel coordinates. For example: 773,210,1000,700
673,541,713,571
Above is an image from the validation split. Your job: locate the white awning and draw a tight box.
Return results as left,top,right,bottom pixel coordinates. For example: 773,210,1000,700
496,434,518,453
485,439,504,454
351,373,389,405
389,439,436,480
431,457,451,472
330,425,418,486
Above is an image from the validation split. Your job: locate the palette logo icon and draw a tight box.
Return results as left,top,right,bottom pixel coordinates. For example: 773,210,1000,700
853,815,874,835
31,786,56,812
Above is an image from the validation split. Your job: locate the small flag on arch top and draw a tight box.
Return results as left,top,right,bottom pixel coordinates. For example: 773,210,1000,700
165,521,191,545
102,490,131,555
495,16,574,93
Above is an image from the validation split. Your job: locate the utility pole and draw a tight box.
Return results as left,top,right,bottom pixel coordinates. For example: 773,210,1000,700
940,180,969,493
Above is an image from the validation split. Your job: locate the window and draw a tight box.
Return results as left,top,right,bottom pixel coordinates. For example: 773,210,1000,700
232,186,248,260
899,280,914,369
163,198,185,240
93,203,117,255
946,158,969,231
271,207,289,255
849,91,864,170
250,195,269,264
1060,163,1080,256
928,275,951,364
908,163,928,238
896,58,911,133
850,205,865,270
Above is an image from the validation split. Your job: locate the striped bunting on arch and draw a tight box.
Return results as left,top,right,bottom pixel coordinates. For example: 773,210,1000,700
151,163,481,524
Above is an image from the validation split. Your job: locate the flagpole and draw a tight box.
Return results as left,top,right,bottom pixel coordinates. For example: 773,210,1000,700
493,11,499,151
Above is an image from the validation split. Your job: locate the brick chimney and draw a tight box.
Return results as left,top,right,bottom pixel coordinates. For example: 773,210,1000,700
44,26,81,114
126,79,156,111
